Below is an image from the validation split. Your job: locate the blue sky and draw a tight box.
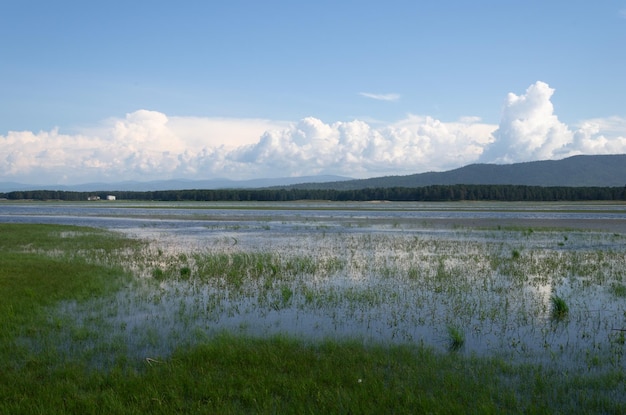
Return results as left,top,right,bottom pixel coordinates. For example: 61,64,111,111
2,1,626,184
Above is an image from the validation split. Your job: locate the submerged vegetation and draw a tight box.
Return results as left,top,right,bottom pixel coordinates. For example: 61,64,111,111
1,211,625,413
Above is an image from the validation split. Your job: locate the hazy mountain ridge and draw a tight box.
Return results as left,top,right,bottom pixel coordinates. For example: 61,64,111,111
1,155,624,193
0,175,352,193
285,155,626,190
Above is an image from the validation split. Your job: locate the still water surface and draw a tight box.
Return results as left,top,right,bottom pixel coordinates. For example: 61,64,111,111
2,200,626,232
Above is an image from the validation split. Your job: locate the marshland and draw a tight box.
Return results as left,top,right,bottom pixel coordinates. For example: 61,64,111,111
1,200,625,413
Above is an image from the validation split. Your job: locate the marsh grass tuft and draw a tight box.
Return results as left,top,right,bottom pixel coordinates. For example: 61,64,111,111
447,325,465,352
280,284,293,306
610,283,626,298
151,267,165,280
179,266,192,279
550,295,569,319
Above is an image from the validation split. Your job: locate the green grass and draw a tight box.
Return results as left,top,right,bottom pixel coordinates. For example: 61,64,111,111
0,224,137,330
447,325,465,351
551,294,570,320
610,282,626,298
2,332,624,414
0,223,140,253
1,223,625,414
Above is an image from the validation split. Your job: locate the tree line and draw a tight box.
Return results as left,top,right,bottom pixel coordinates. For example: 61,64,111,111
2,184,626,202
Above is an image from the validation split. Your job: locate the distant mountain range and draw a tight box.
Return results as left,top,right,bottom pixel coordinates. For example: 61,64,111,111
286,154,626,190
1,154,624,193
0,175,352,193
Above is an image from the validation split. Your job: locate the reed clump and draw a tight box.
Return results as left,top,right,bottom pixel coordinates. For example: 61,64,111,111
447,325,465,351
551,295,569,319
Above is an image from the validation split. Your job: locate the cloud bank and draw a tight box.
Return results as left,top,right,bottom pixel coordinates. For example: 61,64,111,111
1,81,625,185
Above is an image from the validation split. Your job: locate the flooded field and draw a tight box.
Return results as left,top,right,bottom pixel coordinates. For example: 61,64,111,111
3,201,626,373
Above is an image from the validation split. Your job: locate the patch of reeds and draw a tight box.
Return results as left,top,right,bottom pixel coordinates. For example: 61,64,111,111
447,325,465,351
610,283,626,298
550,294,569,319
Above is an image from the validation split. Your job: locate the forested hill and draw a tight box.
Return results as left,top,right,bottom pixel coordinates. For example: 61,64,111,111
287,154,626,190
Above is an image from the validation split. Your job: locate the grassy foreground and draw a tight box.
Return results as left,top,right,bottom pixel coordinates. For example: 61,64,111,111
0,223,624,414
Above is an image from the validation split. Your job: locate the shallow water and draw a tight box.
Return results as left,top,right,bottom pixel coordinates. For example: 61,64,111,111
3,201,626,372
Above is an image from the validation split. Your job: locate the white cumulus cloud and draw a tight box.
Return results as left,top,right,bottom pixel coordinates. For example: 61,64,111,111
222,115,495,178
571,116,626,154
480,81,626,164
1,81,626,185
480,81,573,163
0,111,288,184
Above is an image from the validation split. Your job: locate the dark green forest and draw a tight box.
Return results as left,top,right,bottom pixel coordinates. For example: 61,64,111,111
2,185,625,202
